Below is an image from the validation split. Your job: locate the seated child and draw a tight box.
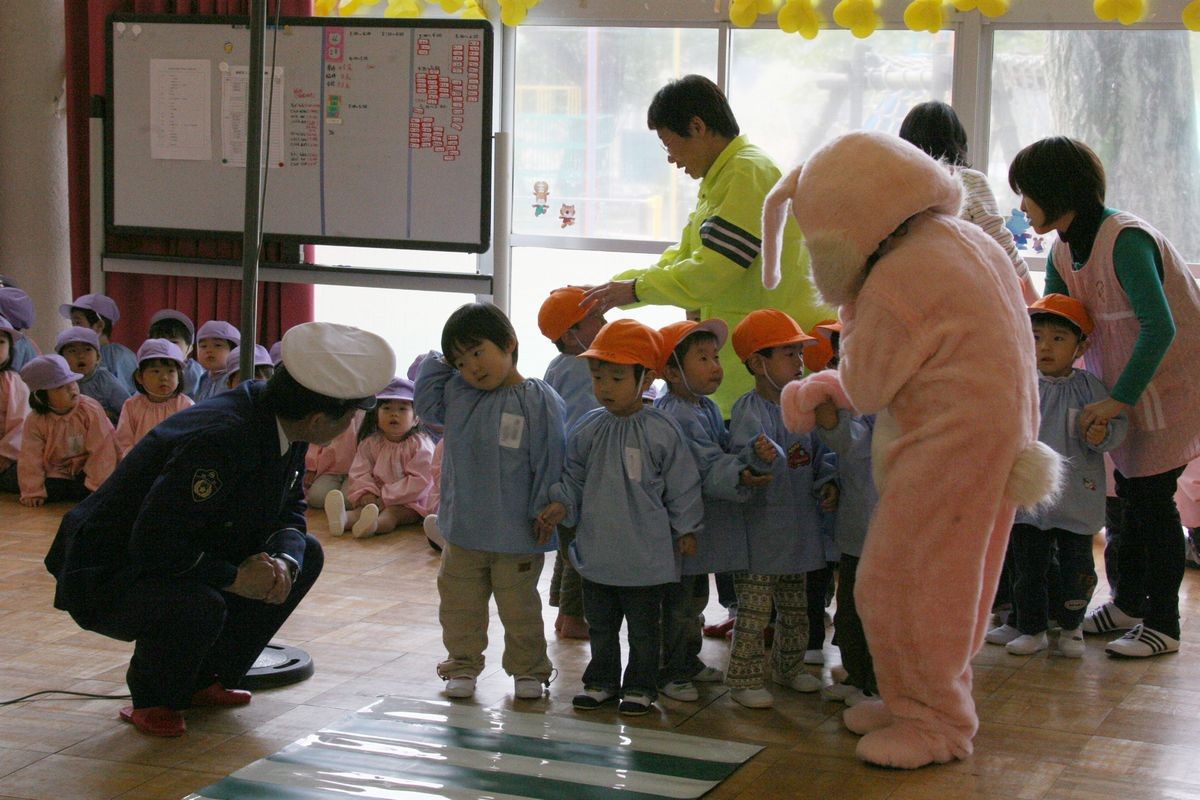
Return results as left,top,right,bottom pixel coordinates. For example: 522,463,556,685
17,354,118,506
0,288,40,371
0,315,31,492
726,309,837,709
147,309,204,398
193,320,240,402
414,302,565,702
538,287,607,640
223,344,275,389
987,295,1127,657
55,327,130,424
303,410,362,509
60,293,137,392
326,377,437,538
114,339,194,457
540,319,704,717
655,319,770,702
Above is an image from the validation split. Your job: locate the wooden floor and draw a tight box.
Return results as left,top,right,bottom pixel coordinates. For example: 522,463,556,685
0,493,1197,800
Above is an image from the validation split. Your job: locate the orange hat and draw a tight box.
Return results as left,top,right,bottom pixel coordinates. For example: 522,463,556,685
537,287,591,342
1029,294,1093,336
657,319,729,373
803,319,840,372
580,319,664,370
732,309,814,362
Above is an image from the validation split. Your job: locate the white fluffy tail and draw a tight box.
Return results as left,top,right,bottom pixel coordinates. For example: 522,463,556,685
761,163,803,290
1005,441,1064,511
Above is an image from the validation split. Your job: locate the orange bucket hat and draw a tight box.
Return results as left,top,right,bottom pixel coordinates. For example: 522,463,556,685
537,287,592,342
580,319,664,370
732,309,814,362
802,319,841,372
656,319,729,373
1029,294,1094,336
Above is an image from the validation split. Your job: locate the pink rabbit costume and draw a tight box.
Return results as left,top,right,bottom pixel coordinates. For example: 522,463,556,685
762,131,1061,769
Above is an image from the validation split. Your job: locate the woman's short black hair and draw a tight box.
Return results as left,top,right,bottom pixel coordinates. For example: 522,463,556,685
441,302,519,366
898,100,969,167
1009,136,1106,223
261,364,364,422
647,75,740,140
148,317,193,346
132,357,184,398
71,306,112,338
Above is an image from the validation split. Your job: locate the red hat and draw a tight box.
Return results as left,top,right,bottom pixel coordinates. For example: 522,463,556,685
1029,294,1094,336
657,319,729,373
537,287,593,342
579,319,663,371
732,309,814,362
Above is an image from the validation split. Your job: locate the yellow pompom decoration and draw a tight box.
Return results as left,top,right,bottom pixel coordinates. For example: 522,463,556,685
778,0,822,39
385,0,423,16
314,0,338,15
730,0,780,26
951,0,1009,14
904,0,946,32
1093,0,1147,25
439,0,465,9
460,0,488,18
338,0,363,15
500,0,535,25
833,0,881,38
1185,0,1200,30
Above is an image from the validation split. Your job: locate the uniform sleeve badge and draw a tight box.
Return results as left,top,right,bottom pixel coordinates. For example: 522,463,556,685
192,468,222,502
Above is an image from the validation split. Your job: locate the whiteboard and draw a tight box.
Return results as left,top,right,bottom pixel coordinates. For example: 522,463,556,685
107,14,493,252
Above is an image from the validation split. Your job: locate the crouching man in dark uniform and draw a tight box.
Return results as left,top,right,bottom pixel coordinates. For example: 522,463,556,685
44,322,394,737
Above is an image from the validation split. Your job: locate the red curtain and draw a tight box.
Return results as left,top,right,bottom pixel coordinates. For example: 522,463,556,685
64,0,315,351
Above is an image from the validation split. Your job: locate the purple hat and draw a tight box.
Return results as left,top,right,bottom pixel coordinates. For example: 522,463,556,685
377,376,415,402
406,354,428,381
60,293,120,324
0,314,24,341
20,354,84,392
225,344,273,373
0,288,35,330
149,309,196,342
136,338,186,368
268,341,283,366
196,320,241,345
55,326,102,353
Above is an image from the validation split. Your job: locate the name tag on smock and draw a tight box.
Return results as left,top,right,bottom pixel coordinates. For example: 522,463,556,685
499,413,524,448
67,435,85,456
624,447,642,478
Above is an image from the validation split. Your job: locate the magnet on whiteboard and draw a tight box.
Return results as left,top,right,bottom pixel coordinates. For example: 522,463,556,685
116,22,126,34
132,24,142,37
219,62,229,72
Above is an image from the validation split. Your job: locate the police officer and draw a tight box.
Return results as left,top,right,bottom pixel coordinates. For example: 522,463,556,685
44,322,394,737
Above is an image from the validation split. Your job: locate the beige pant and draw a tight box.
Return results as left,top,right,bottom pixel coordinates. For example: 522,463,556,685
436,544,551,680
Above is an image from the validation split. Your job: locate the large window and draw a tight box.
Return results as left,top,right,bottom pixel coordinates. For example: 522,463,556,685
989,29,1200,262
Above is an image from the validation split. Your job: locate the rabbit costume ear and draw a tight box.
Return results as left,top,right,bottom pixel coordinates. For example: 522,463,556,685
761,163,803,291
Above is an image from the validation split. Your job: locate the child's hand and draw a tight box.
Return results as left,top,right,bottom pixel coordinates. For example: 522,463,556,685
1084,418,1108,446
535,502,567,544
20,496,44,508
676,533,697,557
753,433,777,463
819,483,839,512
739,467,773,487
814,400,839,430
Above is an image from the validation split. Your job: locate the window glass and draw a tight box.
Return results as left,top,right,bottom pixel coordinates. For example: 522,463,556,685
312,245,475,273
730,28,954,169
989,29,1200,262
512,27,719,241
511,247,686,380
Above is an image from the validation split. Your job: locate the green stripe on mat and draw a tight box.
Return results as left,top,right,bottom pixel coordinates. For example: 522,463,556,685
329,714,736,782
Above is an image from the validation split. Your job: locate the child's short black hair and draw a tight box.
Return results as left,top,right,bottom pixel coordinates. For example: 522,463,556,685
441,302,519,366
743,346,776,375
898,100,969,167
148,317,193,346
357,400,425,444
647,74,740,139
133,357,184,398
0,331,12,372
29,389,53,415
669,330,718,373
1030,312,1085,342
589,357,646,385
71,306,113,338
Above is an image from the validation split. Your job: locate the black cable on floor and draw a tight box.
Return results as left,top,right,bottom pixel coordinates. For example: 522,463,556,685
0,689,131,706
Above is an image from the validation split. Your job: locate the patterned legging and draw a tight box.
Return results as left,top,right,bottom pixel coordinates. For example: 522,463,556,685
726,572,808,689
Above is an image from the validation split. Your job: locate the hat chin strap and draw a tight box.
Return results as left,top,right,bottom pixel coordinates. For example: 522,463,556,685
670,352,701,399
764,369,787,394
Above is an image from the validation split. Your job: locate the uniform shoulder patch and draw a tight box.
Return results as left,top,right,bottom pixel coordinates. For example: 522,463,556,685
192,468,222,502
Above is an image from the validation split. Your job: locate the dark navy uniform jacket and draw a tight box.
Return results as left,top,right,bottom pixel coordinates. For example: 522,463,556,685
45,382,309,628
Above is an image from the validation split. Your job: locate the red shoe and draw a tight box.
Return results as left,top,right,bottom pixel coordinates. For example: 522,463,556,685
191,681,252,708
119,706,186,737
703,617,735,638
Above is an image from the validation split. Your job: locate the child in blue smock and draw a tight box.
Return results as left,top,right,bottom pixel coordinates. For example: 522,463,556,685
61,294,138,392
414,302,566,703
148,309,204,398
193,320,240,402
55,327,130,424
540,319,704,716
538,287,607,641
727,309,837,709
987,295,1127,658
654,318,777,703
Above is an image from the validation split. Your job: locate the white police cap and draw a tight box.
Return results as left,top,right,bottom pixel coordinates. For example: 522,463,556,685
280,322,395,408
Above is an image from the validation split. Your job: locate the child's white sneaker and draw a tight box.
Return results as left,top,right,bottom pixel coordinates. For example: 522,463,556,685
443,675,476,698
324,490,347,536
1058,626,1085,658
1006,631,1048,655
730,687,774,709
660,679,699,702
985,624,1021,645
423,514,445,552
514,676,543,699
1082,601,1141,634
772,670,822,693
820,682,859,702
351,503,379,538
691,665,725,683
